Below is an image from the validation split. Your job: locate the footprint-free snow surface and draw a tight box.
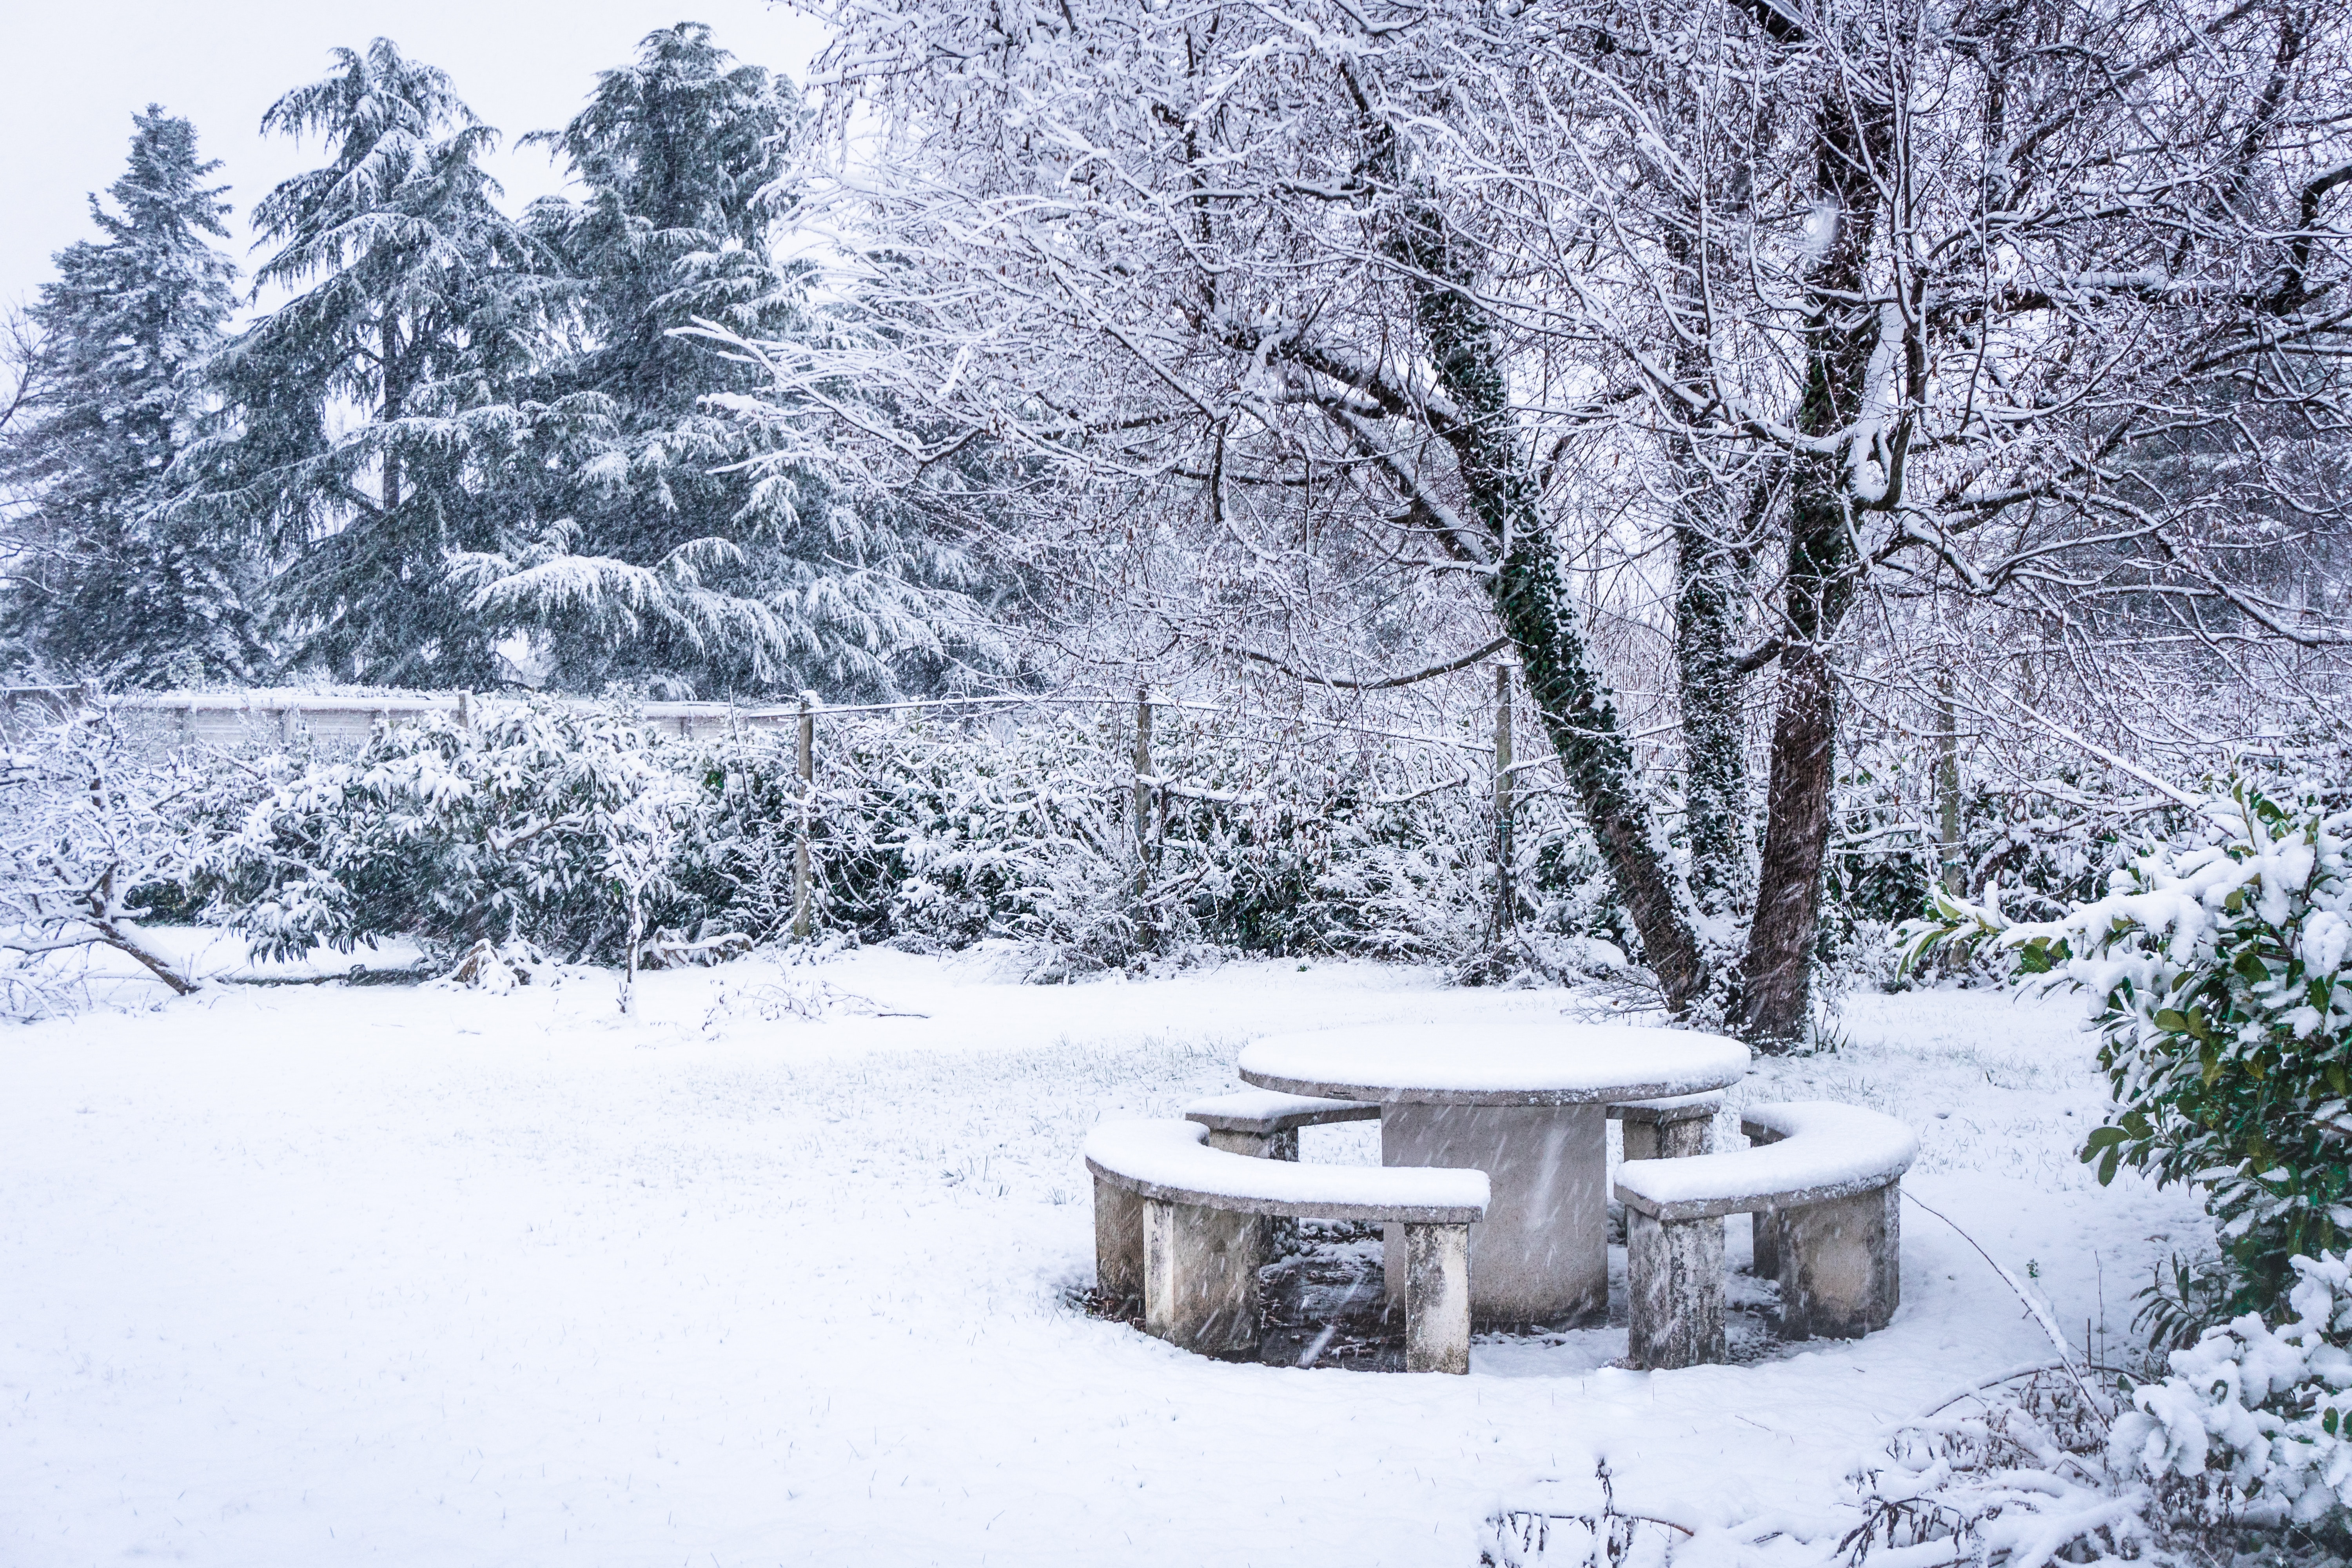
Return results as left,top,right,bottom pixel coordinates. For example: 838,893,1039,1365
1,942,2204,1566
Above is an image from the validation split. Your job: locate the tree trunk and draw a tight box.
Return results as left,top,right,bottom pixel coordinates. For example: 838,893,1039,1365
1673,495,1753,929
1737,65,1895,1050
1397,206,1708,1012
1656,176,1764,1022
86,874,199,996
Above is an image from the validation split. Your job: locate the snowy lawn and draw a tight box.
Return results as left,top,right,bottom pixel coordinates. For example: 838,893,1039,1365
1,946,2205,1566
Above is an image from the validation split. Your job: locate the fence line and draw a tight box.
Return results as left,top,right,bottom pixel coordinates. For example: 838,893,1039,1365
3,684,1513,757
8,675,1542,940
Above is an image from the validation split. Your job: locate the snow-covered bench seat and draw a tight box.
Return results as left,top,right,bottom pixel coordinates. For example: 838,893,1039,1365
1085,1119,1489,1373
1183,1089,1380,1160
1613,1101,1918,1369
1607,1090,1723,1160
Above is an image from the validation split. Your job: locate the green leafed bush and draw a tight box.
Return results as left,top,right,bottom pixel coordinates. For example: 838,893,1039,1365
1901,779,2352,1328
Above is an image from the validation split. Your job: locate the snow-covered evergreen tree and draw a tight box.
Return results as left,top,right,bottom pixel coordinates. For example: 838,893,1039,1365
0,108,258,684
453,23,996,700
189,40,552,688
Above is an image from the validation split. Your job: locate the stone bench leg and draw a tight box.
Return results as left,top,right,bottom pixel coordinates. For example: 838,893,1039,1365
1204,1128,1299,1161
1094,1175,1145,1310
1403,1222,1472,1374
1143,1198,1263,1357
1622,1116,1713,1162
1779,1182,1900,1340
1743,1125,1784,1281
1626,1210,1726,1369
1205,1128,1298,1256
1751,1208,1783,1281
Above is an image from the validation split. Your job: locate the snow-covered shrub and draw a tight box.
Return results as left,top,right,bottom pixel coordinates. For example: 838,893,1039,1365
1828,733,2145,989
1902,779,2352,1324
203,699,693,974
831,709,1144,967
665,713,1133,964
437,936,549,992
2112,1250,2352,1532
0,702,205,1008
1839,1367,2149,1567
1479,1463,1683,1568
668,705,1625,976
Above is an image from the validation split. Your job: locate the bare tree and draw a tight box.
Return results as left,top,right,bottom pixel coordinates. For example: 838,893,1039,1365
721,0,2352,1042
0,701,203,1010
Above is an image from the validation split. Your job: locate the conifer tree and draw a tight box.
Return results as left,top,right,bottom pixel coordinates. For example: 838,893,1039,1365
459,23,990,699
191,40,549,687
1,108,256,684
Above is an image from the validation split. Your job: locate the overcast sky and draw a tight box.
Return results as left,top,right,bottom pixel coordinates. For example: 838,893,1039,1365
1,1,833,314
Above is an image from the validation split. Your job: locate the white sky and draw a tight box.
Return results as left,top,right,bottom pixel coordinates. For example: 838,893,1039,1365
0,1,834,314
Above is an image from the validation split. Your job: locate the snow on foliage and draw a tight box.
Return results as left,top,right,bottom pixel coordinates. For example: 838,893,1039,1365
114,696,1629,999
1902,779,2352,1327
0,702,205,1006
202,700,690,999
675,704,1630,980
2114,1251,2352,1529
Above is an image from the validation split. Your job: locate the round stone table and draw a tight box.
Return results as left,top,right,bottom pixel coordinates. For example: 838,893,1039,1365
1238,1023,1749,1328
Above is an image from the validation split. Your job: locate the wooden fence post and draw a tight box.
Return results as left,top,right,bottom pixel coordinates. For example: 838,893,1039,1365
793,696,814,941
1494,663,1515,938
1132,686,1154,894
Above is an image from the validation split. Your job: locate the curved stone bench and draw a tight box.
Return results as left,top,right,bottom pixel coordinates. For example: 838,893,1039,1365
1608,1090,1723,1160
1085,1119,1488,1373
1613,1101,1918,1369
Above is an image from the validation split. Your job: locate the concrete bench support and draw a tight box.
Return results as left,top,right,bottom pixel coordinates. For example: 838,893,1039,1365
1143,1198,1262,1356
1183,1091,1379,1161
1404,1223,1472,1374
1627,1209,1725,1369
1744,1122,1784,1280
1778,1183,1900,1339
1610,1092,1722,1162
1086,1119,1488,1372
1094,1175,1147,1311
1752,1208,1785,1282
1614,1102,1918,1370
1209,1126,1297,1160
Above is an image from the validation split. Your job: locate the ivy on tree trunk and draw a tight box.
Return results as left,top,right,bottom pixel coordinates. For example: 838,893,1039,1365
1394,203,1709,1013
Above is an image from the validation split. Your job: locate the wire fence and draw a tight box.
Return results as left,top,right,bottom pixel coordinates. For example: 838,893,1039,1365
5,678,1550,942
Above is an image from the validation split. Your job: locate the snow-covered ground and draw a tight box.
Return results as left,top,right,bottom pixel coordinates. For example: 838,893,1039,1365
0,942,2205,1566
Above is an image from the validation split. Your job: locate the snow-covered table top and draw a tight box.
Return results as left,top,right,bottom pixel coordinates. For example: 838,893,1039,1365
1615,1100,1919,1220
1236,1024,1749,1107
1084,1119,1489,1222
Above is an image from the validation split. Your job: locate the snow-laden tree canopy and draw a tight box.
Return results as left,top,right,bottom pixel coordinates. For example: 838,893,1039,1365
708,0,2352,1041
